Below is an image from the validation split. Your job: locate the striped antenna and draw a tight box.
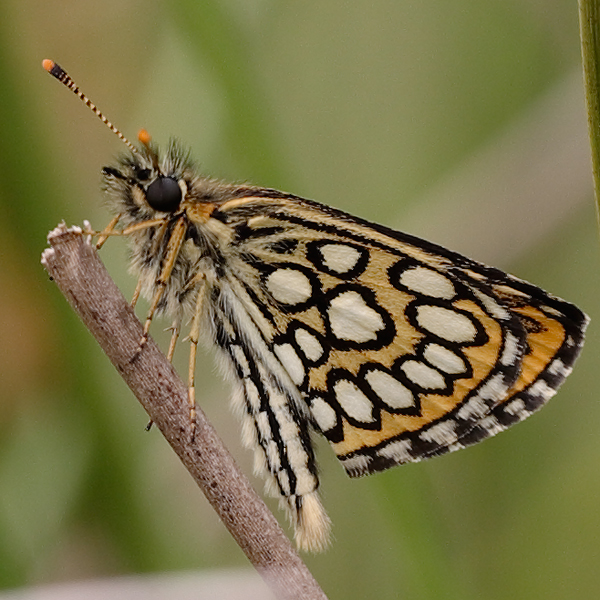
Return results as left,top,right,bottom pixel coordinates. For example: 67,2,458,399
42,59,138,154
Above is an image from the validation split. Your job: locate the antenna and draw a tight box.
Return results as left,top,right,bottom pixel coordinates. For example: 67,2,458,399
42,59,139,154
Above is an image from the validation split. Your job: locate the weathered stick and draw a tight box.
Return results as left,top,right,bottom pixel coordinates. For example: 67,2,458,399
41,224,328,600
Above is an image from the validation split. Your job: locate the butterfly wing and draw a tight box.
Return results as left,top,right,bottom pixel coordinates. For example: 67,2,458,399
211,194,587,481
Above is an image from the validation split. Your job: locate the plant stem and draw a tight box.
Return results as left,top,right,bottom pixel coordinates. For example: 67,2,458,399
41,224,328,600
579,0,600,217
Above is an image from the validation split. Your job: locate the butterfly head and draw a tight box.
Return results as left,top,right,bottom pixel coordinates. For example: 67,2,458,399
101,130,196,218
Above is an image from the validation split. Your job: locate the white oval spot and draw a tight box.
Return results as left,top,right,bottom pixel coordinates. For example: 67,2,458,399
266,269,312,305
320,243,361,273
423,343,466,374
277,469,290,496
294,328,324,362
334,379,375,422
265,440,281,471
310,397,338,432
275,409,300,438
415,305,478,343
294,469,318,496
399,267,455,299
286,437,310,472
274,343,305,386
500,331,520,366
256,411,272,442
365,370,415,409
401,360,447,389
230,344,250,377
328,290,384,342
472,288,510,320
244,379,261,413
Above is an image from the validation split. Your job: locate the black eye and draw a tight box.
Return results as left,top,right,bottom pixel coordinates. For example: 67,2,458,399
145,177,182,212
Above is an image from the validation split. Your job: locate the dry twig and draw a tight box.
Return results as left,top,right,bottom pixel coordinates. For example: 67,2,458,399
41,223,328,600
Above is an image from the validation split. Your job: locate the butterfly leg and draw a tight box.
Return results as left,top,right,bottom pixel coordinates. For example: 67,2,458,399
186,278,207,442
143,315,182,433
166,316,182,362
130,278,143,309
85,216,168,247
83,215,179,355
138,217,187,351
95,213,121,249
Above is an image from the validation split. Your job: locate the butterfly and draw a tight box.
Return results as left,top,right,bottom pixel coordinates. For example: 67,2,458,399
43,60,589,552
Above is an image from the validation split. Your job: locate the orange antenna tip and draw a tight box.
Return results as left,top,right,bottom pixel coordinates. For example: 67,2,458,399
138,129,152,146
42,59,55,72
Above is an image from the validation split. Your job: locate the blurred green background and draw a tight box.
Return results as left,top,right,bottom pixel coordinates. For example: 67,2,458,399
0,1,598,598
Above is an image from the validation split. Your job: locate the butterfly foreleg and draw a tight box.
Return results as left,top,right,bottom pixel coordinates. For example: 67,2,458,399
94,213,122,249
85,216,169,246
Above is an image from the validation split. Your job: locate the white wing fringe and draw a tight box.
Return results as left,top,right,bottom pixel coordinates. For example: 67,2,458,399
293,491,332,553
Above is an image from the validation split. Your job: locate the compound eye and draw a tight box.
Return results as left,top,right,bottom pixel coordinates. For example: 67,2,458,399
145,176,182,212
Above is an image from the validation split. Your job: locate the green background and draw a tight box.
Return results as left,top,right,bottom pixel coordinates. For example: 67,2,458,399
0,1,598,598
